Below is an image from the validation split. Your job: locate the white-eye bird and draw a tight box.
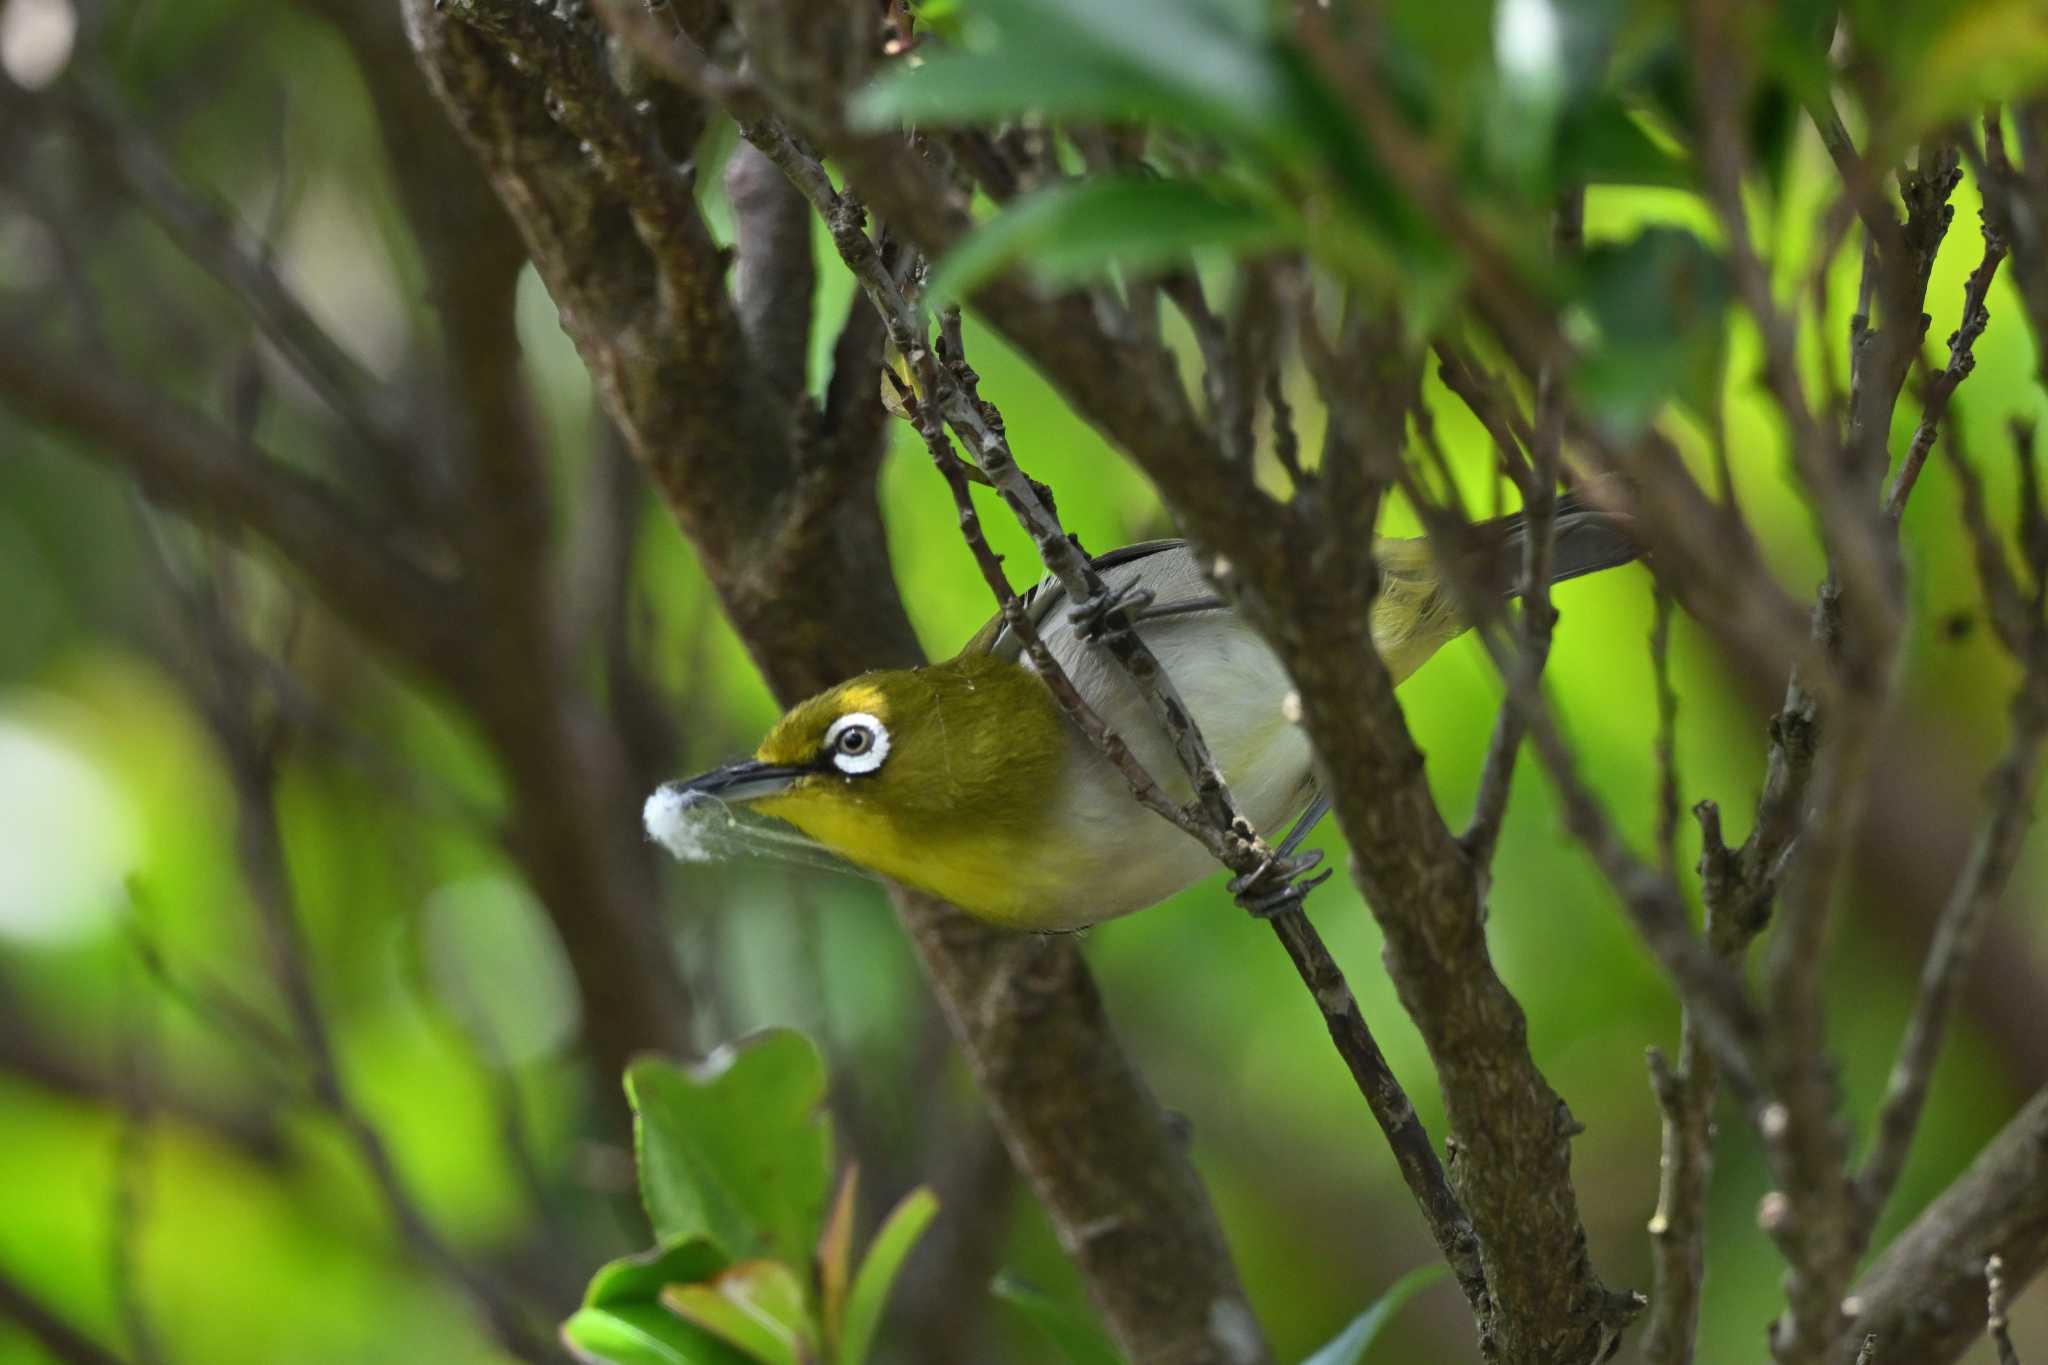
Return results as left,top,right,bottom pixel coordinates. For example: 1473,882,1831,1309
647,500,1638,931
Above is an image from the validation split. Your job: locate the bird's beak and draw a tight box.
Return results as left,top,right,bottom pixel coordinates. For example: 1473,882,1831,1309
645,761,817,863
657,760,811,806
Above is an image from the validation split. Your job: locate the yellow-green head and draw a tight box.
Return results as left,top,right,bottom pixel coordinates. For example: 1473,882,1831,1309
649,652,1072,921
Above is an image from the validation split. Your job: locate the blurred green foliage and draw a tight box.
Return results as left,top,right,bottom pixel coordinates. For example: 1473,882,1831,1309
3,0,2048,1362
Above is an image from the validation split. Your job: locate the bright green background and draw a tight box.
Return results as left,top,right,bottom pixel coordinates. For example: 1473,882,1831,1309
2,1,2046,1361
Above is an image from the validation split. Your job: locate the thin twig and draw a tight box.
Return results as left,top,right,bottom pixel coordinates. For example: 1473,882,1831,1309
1643,1040,1714,1365
1396,474,1762,1092
893,374,1188,832
1804,92,1905,262
1942,413,2037,657
1640,793,1775,1365
1859,421,2048,1235
241,767,557,1365
1688,2,1887,655
110,953,166,1365
1988,1255,2024,1365
1855,682,2048,1228
1459,190,1578,873
1884,215,2008,523
1637,575,1725,1365
1650,586,1683,881
4,81,407,467
1683,24,1948,1359
150,552,561,1365
0,325,465,684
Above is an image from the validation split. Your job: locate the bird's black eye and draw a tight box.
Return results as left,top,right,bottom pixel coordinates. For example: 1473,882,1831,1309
823,711,890,775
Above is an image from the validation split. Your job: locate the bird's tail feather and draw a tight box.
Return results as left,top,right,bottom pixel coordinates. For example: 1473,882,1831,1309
1366,495,1640,682
1488,493,1640,591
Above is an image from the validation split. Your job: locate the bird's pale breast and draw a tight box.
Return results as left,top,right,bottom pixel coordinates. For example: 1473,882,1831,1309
1017,547,1317,927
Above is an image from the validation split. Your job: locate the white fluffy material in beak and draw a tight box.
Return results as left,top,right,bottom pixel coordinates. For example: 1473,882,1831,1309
643,784,720,862
641,783,873,880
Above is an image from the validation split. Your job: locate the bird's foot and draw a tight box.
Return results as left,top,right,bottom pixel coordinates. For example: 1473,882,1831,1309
1229,793,1334,918
1229,846,1332,919
1066,581,1155,641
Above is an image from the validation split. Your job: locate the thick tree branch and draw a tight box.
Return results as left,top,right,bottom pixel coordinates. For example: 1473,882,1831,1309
895,901,1263,1365
1834,1086,2048,1362
727,139,818,408
585,14,1504,1341
413,1,785,569
411,8,1266,1360
910,310,1481,1328
794,89,1643,1365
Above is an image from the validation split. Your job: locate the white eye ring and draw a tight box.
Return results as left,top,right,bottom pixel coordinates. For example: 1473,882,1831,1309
824,712,889,775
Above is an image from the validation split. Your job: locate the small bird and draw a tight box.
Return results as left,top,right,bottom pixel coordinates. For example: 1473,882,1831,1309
647,500,1637,931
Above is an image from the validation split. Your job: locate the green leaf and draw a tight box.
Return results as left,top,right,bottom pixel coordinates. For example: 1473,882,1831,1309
836,1187,940,1365
567,1240,755,1365
817,1167,859,1351
1299,1265,1447,1365
627,1030,834,1267
992,1276,1126,1365
857,0,1424,255
926,177,1291,305
663,1261,818,1365
563,1304,757,1365
1483,0,1628,190
1891,1,2048,140
854,0,1300,153
1553,99,1691,189
585,1240,731,1310
1385,0,1494,97
1571,226,1730,431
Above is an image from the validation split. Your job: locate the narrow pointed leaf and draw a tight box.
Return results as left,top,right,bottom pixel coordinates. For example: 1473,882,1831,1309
818,1166,860,1351
836,1186,939,1365
1300,1265,1447,1365
563,1304,758,1365
586,1239,729,1309
662,1261,816,1365
566,1239,754,1365
926,177,1289,306
854,0,1297,149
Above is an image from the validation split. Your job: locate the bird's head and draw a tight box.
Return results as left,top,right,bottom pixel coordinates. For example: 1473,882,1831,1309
646,653,1068,908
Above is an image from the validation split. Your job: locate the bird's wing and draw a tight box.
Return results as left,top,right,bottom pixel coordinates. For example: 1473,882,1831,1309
966,539,1229,664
